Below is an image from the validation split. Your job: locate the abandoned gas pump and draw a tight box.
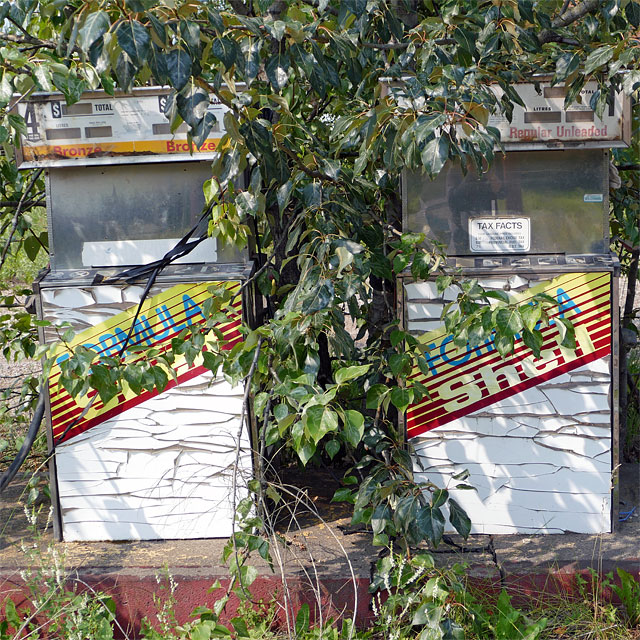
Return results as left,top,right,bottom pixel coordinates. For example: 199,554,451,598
16,88,256,542
398,80,630,534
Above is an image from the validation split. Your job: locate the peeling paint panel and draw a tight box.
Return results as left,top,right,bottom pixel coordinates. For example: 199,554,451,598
55,372,250,541
42,282,252,541
404,272,614,534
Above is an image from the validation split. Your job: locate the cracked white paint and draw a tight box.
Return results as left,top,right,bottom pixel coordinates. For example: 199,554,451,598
406,276,613,534
55,372,250,542
43,284,251,542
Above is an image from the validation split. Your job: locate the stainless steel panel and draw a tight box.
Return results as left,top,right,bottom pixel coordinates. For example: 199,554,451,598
46,162,243,269
403,150,609,256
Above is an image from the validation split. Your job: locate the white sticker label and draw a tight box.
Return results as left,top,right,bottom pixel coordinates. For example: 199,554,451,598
469,218,531,253
584,194,604,202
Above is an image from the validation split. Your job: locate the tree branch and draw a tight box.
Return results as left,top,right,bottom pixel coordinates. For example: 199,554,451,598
360,38,455,50
552,0,604,28
0,199,45,209
0,32,58,51
538,0,605,44
559,0,572,15
0,169,44,270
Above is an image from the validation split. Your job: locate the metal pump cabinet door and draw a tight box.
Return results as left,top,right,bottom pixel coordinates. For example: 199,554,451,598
36,266,254,542
399,262,618,535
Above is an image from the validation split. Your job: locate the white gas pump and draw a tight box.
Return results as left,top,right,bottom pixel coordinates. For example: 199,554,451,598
398,79,630,534
16,88,256,542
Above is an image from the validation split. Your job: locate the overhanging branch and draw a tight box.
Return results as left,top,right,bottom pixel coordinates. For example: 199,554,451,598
539,0,605,44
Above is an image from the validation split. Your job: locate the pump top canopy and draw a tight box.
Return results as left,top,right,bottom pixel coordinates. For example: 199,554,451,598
383,77,631,150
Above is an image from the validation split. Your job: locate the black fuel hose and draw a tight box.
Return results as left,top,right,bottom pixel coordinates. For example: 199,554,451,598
0,386,46,493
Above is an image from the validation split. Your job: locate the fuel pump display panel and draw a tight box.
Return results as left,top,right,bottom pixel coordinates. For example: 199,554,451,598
15,88,228,167
403,150,609,256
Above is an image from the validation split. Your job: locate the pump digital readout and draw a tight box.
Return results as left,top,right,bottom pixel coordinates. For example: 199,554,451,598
15,88,229,167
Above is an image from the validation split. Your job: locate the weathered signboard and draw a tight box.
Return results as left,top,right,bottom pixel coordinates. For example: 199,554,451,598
385,78,630,148
46,280,242,443
14,87,228,167
488,81,630,147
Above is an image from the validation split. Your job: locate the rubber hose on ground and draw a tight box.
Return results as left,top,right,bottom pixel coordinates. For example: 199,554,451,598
0,387,46,493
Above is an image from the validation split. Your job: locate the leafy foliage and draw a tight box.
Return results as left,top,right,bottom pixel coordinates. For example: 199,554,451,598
0,0,637,553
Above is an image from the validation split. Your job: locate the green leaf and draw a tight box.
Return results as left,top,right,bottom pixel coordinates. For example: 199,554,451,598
180,19,201,56
390,386,413,413
4,599,21,629
243,39,260,85
301,279,334,314
416,504,445,546
295,604,310,636
344,0,367,17
431,488,449,509
273,403,289,422
51,72,85,104
389,353,410,377
325,439,340,460
393,252,411,274
555,317,576,349
331,487,354,503
448,498,471,538
366,384,389,409
152,366,168,393
626,0,640,26
622,70,640,94
231,617,249,638
495,307,523,337
520,303,542,332
305,405,338,444
484,289,510,303
421,135,449,177
521,328,543,358
115,20,151,67
90,364,119,405
335,245,354,274
23,235,40,262
343,410,364,447
114,52,136,92
166,48,192,91
79,11,110,52
265,52,290,91
371,503,391,535
0,73,12,104
494,332,514,356
584,46,614,75
212,37,239,71
202,350,222,374
176,85,209,129
390,330,407,348
335,364,370,384
411,251,432,279
553,53,579,83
